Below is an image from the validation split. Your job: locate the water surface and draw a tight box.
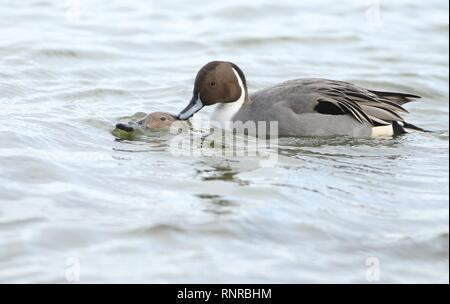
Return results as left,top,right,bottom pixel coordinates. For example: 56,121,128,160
0,0,448,283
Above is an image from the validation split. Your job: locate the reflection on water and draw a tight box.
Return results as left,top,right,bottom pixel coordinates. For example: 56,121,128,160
196,163,250,185
197,194,236,215
0,0,448,283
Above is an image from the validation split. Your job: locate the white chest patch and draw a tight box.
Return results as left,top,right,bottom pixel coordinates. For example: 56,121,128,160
210,68,245,128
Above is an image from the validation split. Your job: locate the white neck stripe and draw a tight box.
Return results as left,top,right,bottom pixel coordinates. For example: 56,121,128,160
210,68,246,127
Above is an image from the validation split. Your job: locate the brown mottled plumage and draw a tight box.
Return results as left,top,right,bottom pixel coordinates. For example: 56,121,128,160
116,112,182,133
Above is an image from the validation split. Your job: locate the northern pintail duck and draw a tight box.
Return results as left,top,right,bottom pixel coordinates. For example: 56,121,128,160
177,61,425,137
116,112,181,132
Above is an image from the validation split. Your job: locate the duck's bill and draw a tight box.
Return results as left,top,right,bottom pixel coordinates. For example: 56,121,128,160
115,119,144,133
177,94,204,120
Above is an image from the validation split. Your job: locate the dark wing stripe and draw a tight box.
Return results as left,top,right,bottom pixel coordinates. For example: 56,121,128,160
334,96,375,124
358,100,409,115
337,99,373,124
377,98,410,113
312,80,419,126
372,105,405,121
329,96,372,124
317,98,364,123
360,105,404,122
338,102,364,124
369,90,421,99
346,91,379,102
368,116,390,126
317,98,345,112
369,90,421,106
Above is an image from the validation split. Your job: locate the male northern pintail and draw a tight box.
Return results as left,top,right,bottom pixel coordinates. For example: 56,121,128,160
177,61,425,137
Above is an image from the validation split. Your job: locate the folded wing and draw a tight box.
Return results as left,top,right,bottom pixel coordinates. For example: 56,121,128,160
313,80,421,126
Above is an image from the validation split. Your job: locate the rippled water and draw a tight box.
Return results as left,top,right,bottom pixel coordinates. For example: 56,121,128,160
0,0,448,283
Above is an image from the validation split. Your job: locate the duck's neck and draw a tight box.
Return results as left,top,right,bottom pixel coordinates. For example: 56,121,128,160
210,68,248,127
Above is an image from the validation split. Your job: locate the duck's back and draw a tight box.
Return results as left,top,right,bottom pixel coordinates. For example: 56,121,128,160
233,78,421,137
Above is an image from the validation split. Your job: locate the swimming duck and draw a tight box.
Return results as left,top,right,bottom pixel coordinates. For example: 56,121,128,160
116,112,180,132
177,61,425,137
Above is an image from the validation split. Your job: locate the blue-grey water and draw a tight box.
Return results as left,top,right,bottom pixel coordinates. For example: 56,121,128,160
0,0,448,283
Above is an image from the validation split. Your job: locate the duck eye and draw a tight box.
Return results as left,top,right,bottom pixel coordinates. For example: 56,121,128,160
160,117,167,121
210,82,216,87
